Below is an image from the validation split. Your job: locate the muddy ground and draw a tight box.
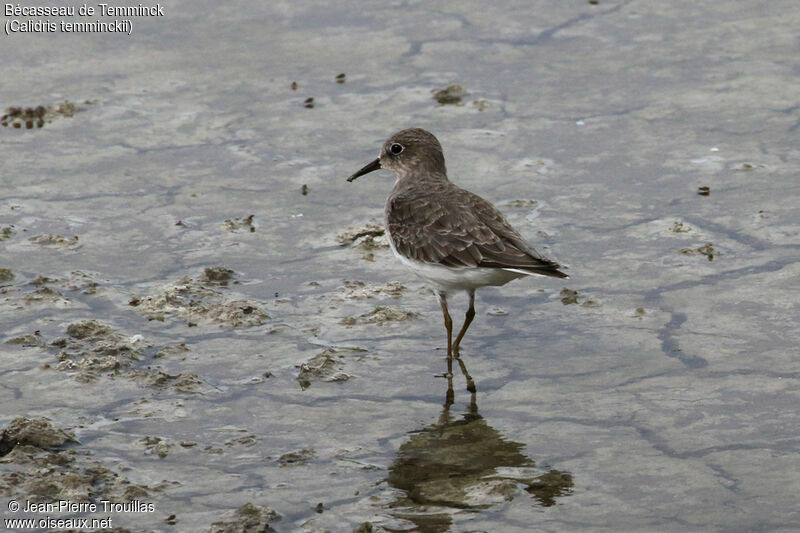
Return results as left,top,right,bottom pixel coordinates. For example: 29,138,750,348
2,1,800,532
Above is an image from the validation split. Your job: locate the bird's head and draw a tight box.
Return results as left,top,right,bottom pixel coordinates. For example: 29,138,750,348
347,128,446,182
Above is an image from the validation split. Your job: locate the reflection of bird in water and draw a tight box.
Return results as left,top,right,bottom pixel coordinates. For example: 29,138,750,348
386,373,573,532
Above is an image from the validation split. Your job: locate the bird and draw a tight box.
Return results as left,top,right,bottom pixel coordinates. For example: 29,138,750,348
347,128,567,363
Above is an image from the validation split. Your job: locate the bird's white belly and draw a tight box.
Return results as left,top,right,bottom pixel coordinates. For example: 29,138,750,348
387,234,525,294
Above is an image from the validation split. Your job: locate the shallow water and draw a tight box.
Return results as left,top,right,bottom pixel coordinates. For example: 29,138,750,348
2,1,800,531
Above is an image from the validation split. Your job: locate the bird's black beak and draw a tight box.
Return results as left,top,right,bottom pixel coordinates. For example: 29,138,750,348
347,158,381,182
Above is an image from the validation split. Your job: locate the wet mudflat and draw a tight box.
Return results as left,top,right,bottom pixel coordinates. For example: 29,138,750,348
2,1,800,531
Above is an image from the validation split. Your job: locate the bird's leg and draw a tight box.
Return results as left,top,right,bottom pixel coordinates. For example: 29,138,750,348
452,289,476,358
437,292,454,365
455,354,477,394
444,371,455,409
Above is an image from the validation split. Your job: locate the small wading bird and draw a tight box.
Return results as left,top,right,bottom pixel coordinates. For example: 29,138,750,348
347,128,567,380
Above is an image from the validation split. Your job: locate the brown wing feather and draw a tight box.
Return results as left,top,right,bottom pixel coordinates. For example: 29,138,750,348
386,183,567,279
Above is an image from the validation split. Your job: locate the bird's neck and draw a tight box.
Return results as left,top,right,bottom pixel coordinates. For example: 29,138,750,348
392,174,447,198
394,164,449,186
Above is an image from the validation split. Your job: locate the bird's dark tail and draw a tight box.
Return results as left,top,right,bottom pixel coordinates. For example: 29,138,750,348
503,265,569,279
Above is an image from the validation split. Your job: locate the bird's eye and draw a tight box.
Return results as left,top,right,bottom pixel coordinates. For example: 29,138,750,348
390,143,404,155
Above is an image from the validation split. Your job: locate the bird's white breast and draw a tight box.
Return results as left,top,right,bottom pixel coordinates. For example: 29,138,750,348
386,230,526,295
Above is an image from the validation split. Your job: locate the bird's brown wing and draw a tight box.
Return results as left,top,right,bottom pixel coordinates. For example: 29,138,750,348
386,185,567,278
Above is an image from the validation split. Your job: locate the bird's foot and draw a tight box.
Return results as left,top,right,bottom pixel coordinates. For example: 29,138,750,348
465,378,476,394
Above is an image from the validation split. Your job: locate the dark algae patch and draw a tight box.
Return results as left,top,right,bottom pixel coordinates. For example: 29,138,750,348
560,288,579,305
201,266,235,285
1,100,86,129
209,502,279,533
38,319,203,390
0,417,159,503
0,268,13,282
0,225,15,241
278,448,315,466
559,288,599,308
130,267,269,327
679,243,718,261
432,84,468,105
222,215,255,233
1,105,47,128
339,306,419,326
0,417,77,452
296,348,351,390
